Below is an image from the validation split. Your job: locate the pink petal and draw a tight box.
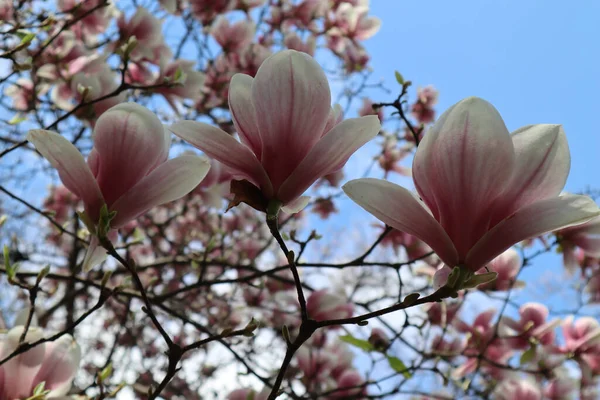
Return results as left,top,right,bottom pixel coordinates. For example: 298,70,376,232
33,335,80,395
92,103,170,206
342,178,459,267
467,194,600,269
110,155,210,227
323,104,344,135
27,130,104,220
278,116,379,204
169,121,272,195
412,97,515,258
228,73,262,157
252,50,331,190
494,124,570,219
2,327,45,399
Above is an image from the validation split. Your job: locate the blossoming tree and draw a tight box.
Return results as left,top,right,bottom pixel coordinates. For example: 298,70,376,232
1,1,600,399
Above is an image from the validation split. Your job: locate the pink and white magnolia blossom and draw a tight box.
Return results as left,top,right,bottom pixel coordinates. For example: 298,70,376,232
477,247,522,291
227,388,268,400
211,17,255,53
156,59,206,108
284,32,317,56
306,289,353,321
117,7,164,63
170,50,380,213
344,97,600,274
499,303,559,349
492,378,542,400
27,103,210,269
0,313,81,399
556,216,600,273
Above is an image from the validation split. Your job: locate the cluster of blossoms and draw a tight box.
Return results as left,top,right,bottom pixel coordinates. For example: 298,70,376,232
3,0,600,399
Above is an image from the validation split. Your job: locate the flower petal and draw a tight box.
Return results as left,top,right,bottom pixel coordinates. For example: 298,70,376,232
281,196,311,214
278,116,379,204
110,155,210,227
27,130,104,220
252,50,331,190
169,121,272,195
343,178,459,266
467,194,600,269
33,335,80,395
82,235,107,272
92,103,170,206
228,73,262,157
412,97,515,258
495,124,570,219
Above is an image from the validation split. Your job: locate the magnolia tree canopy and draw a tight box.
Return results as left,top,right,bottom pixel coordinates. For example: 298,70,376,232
1,1,600,399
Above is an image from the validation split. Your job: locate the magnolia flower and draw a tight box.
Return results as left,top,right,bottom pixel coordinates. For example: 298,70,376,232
0,311,81,399
27,103,210,270
211,17,255,52
170,50,380,213
492,379,542,400
477,248,522,291
500,303,559,349
556,216,600,273
306,289,353,321
344,97,600,275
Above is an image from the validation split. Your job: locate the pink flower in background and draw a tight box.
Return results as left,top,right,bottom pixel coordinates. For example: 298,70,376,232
330,369,367,398
211,17,255,52
52,55,126,118
170,50,379,213
0,312,81,399
411,85,438,124
227,388,268,400
58,0,116,37
117,7,164,62
358,98,383,122
377,136,411,177
493,379,542,400
477,248,521,291
306,290,353,321
543,377,576,400
556,216,600,273
4,78,42,111
190,0,233,24
284,32,317,56
344,97,600,273
27,103,210,269
500,303,559,349
156,59,206,107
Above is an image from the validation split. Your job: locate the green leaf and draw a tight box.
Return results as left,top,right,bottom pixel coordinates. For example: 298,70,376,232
339,334,375,352
394,70,404,85
462,272,498,289
387,356,412,378
99,363,113,382
8,113,26,125
520,344,537,365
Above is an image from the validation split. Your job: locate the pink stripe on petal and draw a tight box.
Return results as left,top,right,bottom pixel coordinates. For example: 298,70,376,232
495,124,570,219
467,194,600,270
252,50,331,190
343,178,459,267
169,121,272,195
92,103,170,206
110,155,210,227
413,97,515,258
27,130,104,220
229,73,262,157
278,116,379,205
33,335,80,395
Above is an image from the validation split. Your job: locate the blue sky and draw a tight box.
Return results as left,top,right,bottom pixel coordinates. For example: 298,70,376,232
366,0,600,192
